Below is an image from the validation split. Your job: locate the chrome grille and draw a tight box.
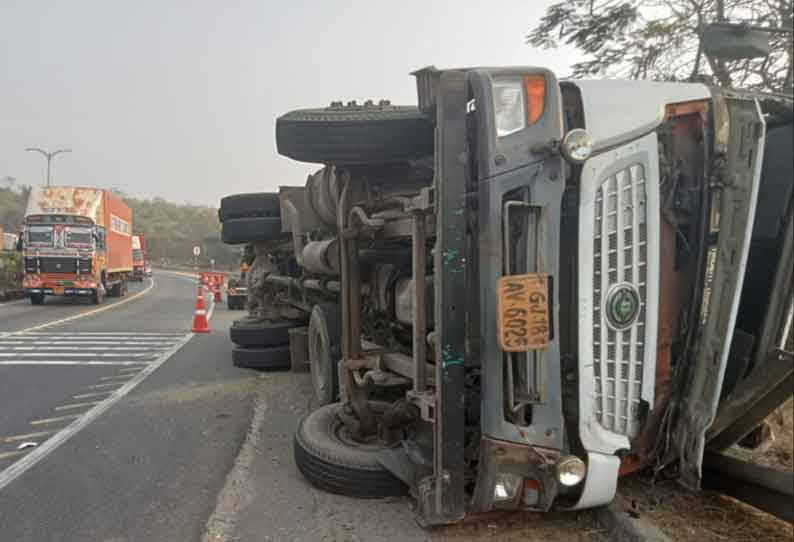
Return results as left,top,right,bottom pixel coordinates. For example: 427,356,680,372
592,165,648,437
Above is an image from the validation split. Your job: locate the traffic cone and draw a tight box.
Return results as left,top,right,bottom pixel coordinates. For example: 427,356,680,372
192,284,210,333
213,278,222,303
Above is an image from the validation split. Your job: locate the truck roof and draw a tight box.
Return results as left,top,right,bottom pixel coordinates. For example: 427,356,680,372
25,186,105,222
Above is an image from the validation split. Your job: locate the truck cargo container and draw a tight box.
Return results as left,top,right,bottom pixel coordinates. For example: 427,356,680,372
20,186,133,304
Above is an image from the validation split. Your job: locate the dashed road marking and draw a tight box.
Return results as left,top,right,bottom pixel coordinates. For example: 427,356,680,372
0,451,27,462
88,382,125,390
0,332,193,491
29,414,82,426
0,430,58,444
54,401,103,412
0,361,150,366
72,391,113,400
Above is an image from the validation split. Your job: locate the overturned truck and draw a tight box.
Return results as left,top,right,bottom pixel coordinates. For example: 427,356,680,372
236,67,792,524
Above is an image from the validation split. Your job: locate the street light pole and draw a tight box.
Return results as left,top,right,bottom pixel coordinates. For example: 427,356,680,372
25,147,72,186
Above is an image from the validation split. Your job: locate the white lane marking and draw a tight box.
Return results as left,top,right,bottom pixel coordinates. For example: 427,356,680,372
29,414,82,426
0,332,193,491
0,346,169,352
0,430,58,444
0,352,156,358
0,451,27,461
0,341,176,346
0,361,149,367
88,382,126,390
72,391,114,400
54,401,102,412
12,332,184,337
1,278,156,337
100,374,136,381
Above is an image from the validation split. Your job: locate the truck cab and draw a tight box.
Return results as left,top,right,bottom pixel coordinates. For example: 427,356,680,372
270,67,791,524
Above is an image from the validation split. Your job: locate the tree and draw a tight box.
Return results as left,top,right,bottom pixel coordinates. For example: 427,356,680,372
528,0,793,93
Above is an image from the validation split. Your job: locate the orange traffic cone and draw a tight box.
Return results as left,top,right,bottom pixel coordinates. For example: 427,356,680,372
192,284,210,333
213,279,222,303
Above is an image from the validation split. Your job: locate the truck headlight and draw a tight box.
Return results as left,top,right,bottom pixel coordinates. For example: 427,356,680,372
560,129,594,163
493,472,523,502
555,455,587,487
493,79,526,137
493,75,546,138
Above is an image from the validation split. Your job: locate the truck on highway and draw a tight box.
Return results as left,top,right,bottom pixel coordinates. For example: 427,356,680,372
131,234,150,281
257,67,793,525
19,186,134,305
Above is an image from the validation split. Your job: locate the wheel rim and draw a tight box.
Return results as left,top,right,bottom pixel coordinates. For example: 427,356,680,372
309,323,328,399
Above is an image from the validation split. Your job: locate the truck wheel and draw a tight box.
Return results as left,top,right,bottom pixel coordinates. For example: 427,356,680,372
308,304,341,405
92,288,104,305
219,193,281,222
294,402,407,498
29,293,45,305
229,319,301,347
108,282,121,297
221,217,284,245
276,104,433,165
232,345,291,370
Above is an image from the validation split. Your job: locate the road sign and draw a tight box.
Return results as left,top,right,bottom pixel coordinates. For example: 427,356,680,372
193,246,201,257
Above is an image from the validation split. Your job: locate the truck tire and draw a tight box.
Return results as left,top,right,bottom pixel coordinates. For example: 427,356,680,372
92,287,104,305
229,319,300,347
294,402,407,498
219,193,281,222
308,304,341,405
232,345,291,370
29,293,45,305
276,105,434,165
221,217,284,245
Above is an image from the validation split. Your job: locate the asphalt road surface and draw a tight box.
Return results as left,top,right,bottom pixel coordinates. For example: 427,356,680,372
0,271,609,542
0,271,261,542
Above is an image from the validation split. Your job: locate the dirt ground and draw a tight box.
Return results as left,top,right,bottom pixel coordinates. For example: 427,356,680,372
725,398,794,470
620,473,793,542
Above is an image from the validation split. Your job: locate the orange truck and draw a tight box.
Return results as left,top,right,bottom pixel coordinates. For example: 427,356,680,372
20,186,133,305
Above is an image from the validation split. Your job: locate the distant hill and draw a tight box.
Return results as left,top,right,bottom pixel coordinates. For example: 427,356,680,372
0,186,238,268
121,194,239,268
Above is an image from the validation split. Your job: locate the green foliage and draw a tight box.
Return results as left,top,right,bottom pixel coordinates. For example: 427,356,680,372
0,186,31,232
121,196,240,268
528,0,793,92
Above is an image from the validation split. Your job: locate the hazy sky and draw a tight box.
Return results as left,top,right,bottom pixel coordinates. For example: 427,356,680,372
1,1,580,207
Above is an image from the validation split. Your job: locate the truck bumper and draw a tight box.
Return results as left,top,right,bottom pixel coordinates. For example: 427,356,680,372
25,288,96,297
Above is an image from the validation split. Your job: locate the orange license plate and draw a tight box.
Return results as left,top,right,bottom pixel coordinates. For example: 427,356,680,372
496,273,550,352
52,286,64,295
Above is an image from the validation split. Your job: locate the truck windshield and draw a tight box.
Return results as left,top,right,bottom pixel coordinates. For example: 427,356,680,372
27,226,54,247
65,227,93,248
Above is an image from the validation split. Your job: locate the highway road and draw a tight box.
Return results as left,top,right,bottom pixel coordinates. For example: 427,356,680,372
0,271,261,541
0,270,609,542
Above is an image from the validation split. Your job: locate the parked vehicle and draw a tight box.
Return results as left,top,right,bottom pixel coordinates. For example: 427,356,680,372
19,186,133,305
131,234,148,281
263,68,793,524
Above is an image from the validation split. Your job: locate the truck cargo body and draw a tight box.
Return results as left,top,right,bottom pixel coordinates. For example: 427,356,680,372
21,186,133,304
